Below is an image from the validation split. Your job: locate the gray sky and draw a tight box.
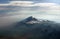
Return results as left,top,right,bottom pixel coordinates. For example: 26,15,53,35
0,0,60,26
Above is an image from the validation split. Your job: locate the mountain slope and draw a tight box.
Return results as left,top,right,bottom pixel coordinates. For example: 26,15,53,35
9,16,60,39
0,16,60,39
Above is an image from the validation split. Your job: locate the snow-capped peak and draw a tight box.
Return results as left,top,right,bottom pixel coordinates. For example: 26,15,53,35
26,20,40,24
21,16,40,24
20,16,52,24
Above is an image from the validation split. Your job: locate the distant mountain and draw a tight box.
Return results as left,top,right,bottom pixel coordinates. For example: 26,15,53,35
11,16,60,39
19,16,51,24
20,16,41,24
0,16,60,39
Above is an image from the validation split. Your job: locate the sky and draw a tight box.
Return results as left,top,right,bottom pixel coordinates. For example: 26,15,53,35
0,0,60,26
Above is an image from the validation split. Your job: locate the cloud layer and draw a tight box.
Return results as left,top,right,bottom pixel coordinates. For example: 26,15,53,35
0,1,60,16
0,1,60,17
0,1,60,26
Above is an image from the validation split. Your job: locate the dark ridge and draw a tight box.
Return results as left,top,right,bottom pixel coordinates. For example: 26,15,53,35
25,16,38,22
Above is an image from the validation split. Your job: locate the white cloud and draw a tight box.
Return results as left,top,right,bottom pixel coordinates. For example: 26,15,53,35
0,1,60,9
34,3,60,10
34,3,57,7
10,1,34,4
0,4,9,6
9,1,60,9
9,1,34,7
0,2,60,11
0,1,34,7
0,1,60,16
